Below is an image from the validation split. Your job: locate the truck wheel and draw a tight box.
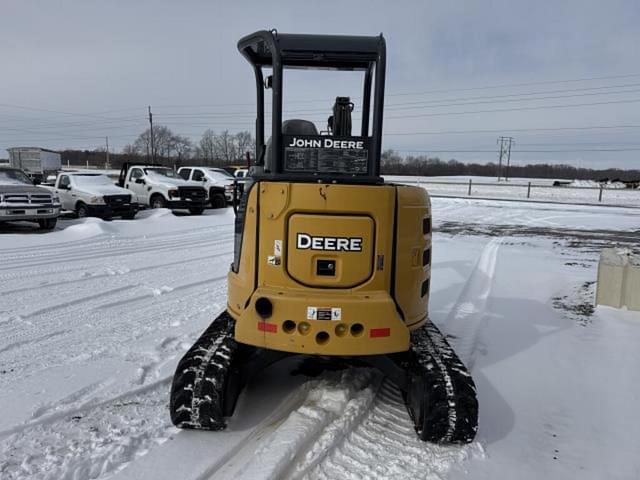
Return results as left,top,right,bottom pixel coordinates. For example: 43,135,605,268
211,193,227,209
38,218,57,230
150,194,166,209
76,202,89,218
188,206,204,215
122,211,137,220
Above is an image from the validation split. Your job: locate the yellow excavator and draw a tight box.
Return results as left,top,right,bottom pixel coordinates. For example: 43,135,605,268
170,30,478,444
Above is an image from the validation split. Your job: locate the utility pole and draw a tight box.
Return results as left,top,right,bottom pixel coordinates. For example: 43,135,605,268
497,136,514,181
505,137,514,181
105,136,110,170
148,105,155,163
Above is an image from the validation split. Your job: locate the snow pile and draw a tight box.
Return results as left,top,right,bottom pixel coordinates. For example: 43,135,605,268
567,179,599,188
567,179,627,189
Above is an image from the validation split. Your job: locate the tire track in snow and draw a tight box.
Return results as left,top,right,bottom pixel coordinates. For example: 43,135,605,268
0,240,230,386
0,233,232,271
0,378,175,480
291,379,479,480
0,212,237,480
0,222,228,257
0,224,230,263
20,284,137,319
0,232,230,273
0,250,232,297
97,274,228,311
0,318,204,441
0,275,227,371
0,329,70,355
441,237,501,367
215,371,481,480
437,209,574,367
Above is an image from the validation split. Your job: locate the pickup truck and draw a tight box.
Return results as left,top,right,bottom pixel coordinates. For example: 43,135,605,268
117,164,207,215
177,166,234,208
43,172,138,220
0,166,61,230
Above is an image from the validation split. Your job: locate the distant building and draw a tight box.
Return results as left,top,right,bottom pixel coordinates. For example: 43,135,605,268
0,158,9,166
6,147,61,181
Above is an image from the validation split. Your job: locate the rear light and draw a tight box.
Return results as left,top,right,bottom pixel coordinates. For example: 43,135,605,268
257,321,277,333
370,328,390,338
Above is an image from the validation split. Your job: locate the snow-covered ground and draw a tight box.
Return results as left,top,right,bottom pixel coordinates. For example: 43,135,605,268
385,175,640,207
1,198,639,480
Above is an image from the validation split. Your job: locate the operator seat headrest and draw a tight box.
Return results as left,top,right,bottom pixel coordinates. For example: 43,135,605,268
281,119,319,136
264,119,319,169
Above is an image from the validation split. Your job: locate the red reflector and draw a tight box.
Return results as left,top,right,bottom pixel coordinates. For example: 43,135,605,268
370,328,390,338
258,321,277,333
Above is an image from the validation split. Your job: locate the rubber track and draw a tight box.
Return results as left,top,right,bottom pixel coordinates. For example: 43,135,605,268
169,311,237,430
402,321,479,444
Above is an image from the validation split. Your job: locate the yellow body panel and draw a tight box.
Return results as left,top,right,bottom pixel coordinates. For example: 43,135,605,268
287,214,374,287
395,186,431,328
227,181,431,356
227,185,258,314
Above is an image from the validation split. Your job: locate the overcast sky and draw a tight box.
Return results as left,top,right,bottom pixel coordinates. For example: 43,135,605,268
1,0,639,168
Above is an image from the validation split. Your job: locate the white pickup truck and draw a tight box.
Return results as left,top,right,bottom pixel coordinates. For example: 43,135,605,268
117,164,207,215
177,166,234,208
43,172,138,220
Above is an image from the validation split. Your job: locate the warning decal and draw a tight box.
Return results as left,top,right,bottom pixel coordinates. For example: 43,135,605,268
307,307,342,321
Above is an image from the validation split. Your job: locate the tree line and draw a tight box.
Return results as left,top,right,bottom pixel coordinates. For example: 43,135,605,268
58,129,639,182
122,125,256,166
58,126,256,169
381,150,640,181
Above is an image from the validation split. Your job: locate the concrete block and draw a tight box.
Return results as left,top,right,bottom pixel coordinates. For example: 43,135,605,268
596,248,640,311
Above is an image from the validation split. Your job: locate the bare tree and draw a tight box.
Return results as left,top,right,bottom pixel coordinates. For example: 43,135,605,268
199,129,216,164
235,131,254,163
215,130,236,164
133,125,175,162
173,134,192,162
153,125,174,159
122,144,139,156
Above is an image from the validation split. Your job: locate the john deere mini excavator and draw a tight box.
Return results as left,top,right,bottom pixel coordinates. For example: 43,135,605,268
170,30,478,444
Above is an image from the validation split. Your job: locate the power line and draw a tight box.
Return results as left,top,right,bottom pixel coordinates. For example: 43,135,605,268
385,98,640,119
4,72,640,117
0,102,126,121
384,82,640,107
382,124,640,136
384,87,640,111
133,72,640,108
383,72,640,98
0,84,637,140
146,85,640,119
514,141,640,147
390,148,640,153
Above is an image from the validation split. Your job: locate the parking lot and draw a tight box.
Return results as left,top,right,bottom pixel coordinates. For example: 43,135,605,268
0,205,231,234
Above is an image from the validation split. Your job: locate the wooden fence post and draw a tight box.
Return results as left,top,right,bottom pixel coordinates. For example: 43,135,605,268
468,179,472,196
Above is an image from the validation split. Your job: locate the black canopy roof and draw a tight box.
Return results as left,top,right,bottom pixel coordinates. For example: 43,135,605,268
238,30,385,70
